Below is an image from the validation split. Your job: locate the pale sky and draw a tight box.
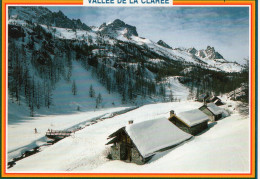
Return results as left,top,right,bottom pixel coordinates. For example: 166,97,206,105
48,7,249,64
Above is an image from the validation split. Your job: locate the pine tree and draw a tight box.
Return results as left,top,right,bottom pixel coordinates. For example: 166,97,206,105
30,103,34,117
45,83,52,108
96,93,103,108
159,84,166,98
169,90,174,102
128,81,133,101
36,82,41,109
89,84,95,98
72,80,77,95
122,91,126,104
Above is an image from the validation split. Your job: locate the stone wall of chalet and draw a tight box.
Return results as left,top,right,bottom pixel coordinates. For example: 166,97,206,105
190,121,208,135
110,143,120,160
131,147,144,165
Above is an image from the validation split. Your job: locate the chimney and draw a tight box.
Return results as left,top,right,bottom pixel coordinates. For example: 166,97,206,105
128,120,133,125
203,98,206,105
203,93,209,105
170,110,175,117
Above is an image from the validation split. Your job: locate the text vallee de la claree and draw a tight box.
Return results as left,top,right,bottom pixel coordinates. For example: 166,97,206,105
87,0,169,4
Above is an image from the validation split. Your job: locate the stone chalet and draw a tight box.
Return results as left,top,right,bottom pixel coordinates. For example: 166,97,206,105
199,103,223,122
106,118,192,165
168,109,210,135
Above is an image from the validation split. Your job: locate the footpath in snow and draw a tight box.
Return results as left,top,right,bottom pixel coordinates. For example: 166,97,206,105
7,100,250,173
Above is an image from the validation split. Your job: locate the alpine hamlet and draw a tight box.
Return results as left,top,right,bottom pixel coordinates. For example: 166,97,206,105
87,0,169,4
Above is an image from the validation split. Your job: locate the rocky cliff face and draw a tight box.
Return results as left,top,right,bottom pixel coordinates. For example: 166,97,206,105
157,40,172,49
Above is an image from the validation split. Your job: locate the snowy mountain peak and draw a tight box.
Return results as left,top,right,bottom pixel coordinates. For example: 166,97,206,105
99,19,138,38
205,45,224,59
197,46,224,60
187,47,198,54
111,19,126,26
157,40,173,49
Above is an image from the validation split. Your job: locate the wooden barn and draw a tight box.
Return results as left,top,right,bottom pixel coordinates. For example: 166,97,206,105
210,96,224,106
106,118,192,165
199,103,223,122
168,109,209,135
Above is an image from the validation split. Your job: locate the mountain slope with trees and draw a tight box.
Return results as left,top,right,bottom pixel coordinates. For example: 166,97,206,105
8,6,249,117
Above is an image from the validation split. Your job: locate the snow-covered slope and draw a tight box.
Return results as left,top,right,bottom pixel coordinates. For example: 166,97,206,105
164,76,190,101
51,61,122,112
173,47,242,72
8,59,123,117
8,100,249,172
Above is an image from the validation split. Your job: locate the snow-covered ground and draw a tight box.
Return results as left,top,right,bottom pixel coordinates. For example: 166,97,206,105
7,106,132,162
7,99,250,173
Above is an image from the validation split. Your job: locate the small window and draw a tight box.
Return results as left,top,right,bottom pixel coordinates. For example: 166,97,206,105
127,137,131,144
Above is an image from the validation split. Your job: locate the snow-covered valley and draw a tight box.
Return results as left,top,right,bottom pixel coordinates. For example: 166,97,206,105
7,105,132,162
6,6,250,174
7,99,250,173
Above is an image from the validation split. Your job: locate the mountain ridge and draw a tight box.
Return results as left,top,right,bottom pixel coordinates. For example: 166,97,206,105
9,6,242,73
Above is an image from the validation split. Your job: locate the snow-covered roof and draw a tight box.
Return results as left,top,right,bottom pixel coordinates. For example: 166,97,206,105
214,99,223,104
214,99,219,103
177,109,209,127
206,103,223,115
125,118,192,158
